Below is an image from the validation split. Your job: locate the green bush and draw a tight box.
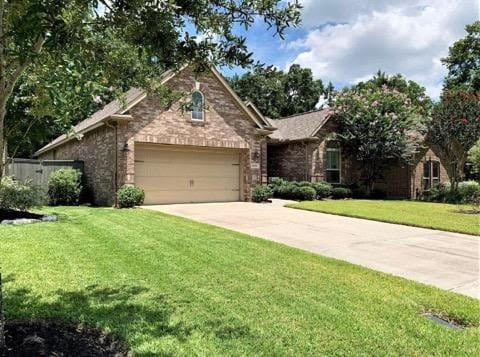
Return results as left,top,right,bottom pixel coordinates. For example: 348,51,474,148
48,169,82,206
269,177,288,188
331,187,352,199
292,186,316,201
117,185,145,208
269,180,316,201
252,185,273,203
422,183,449,202
0,176,45,211
270,181,291,199
458,181,480,203
422,181,479,204
311,182,332,199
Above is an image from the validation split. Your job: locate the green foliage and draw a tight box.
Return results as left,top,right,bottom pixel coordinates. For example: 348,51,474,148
356,71,432,115
458,181,480,203
48,169,82,206
311,182,332,199
331,187,352,199
333,82,426,192
421,181,480,204
117,185,145,208
229,64,325,118
468,140,480,173
269,179,322,201
252,185,273,203
0,0,301,166
293,186,316,201
442,21,480,92
429,91,480,189
0,177,45,211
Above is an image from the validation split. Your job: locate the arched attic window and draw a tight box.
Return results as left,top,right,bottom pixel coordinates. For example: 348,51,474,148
191,91,204,121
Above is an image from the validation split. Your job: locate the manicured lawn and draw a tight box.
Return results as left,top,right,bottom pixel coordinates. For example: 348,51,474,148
0,207,479,355
288,200,480,236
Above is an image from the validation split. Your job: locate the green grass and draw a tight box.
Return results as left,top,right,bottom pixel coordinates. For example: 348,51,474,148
0,207,479,355
288,200,480,236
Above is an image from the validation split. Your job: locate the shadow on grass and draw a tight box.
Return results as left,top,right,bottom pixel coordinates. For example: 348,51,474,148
3,276,253,355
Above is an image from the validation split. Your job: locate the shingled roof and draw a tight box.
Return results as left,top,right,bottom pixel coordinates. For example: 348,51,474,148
268,109,332,141
34,87,146,156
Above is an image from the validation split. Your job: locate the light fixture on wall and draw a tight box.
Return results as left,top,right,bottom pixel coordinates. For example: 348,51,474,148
122,143,130,152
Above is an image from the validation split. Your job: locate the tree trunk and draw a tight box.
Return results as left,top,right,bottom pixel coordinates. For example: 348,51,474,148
0,103,6,178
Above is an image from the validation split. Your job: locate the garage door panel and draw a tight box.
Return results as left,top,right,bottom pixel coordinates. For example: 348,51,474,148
136,162,239,178
135,145,241,204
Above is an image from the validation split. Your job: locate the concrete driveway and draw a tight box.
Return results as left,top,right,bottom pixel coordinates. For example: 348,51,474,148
143,200,479,299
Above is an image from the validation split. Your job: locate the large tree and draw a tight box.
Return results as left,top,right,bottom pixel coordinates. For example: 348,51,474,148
6,27,165,158
356,71,432,116
229,64,324,118
428,91,480,190
442,21,480,92
333,83,426,194
0,0,302,173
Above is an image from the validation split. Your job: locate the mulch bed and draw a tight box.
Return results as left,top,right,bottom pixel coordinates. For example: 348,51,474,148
0,210,43,221
2,320,129,356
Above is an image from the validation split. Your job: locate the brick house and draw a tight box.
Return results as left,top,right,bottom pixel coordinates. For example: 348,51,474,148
35,66,274,205
35,66,449,205
267,110,450,198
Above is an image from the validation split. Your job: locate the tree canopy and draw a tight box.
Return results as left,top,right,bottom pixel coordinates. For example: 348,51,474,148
0,0,302,171
229,64,325,118
442,21,480,92
428,91,480,189
333,80,427,194
355,71,432,116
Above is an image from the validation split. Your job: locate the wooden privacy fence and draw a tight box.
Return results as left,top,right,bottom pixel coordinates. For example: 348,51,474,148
5,158,84,187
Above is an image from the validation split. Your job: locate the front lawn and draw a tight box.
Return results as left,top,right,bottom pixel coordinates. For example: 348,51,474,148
0,207,479,355
288,200,479,236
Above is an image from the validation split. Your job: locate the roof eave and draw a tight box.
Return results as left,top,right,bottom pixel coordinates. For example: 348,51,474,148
267,136,321,144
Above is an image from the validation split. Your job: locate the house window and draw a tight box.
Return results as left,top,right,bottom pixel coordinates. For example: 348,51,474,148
326,141,341,184
423,160,440,190
191,91,204,121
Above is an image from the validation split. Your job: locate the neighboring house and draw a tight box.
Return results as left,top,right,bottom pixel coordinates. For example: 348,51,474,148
267,110,450,198
35,65,449,205
35,66,274,205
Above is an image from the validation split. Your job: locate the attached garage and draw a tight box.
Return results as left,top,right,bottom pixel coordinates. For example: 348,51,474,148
135,144,242,205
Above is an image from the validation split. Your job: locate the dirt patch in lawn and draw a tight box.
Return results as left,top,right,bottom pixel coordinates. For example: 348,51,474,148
0,210,43,221
3,320,129,356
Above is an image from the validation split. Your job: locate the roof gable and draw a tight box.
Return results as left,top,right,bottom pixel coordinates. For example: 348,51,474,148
268,109,332,141
34,65,272,156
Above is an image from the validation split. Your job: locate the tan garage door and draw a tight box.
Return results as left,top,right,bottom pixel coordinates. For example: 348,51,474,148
135,144,241,205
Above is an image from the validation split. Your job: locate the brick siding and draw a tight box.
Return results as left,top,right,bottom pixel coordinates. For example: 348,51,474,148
40,67,266,205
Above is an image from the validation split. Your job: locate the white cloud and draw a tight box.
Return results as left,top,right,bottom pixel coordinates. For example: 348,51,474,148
289,0,478,98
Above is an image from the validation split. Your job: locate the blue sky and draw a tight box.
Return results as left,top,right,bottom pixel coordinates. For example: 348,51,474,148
219,0,479,98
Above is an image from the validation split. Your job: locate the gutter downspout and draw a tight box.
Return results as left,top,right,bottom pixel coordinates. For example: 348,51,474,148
305,141,309,181
106,121,118,208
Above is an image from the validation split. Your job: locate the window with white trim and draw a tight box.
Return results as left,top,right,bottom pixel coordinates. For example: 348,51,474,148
191,91,204,121
423,160,440,190
326,141,341,184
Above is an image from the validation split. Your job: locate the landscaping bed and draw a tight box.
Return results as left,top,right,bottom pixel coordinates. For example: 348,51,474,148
3,320,128,356
0,209,57,225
